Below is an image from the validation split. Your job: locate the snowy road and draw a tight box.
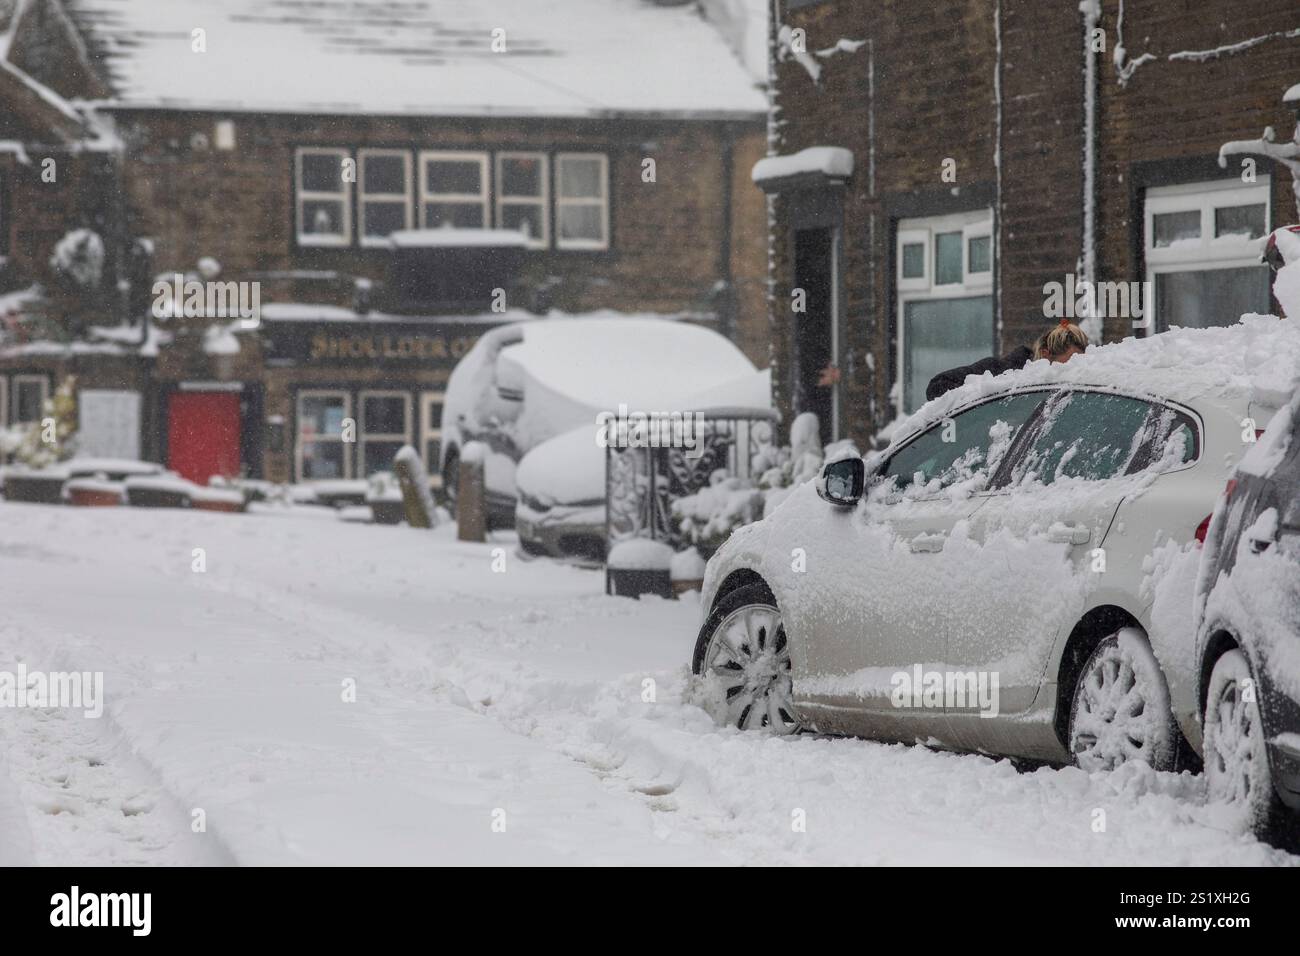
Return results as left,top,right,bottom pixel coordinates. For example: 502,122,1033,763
0,501,1294,866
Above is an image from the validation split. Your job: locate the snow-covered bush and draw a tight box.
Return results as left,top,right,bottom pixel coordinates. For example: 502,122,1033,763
13,375,77,468
671,469,765,558
49,229,105,291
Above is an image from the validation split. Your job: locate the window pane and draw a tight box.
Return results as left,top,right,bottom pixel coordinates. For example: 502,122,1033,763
968,235,991,273
934,231,962,284
885,392,1046,491
301,153,344,192
15,382,44,423
901,242,924,279
1154,266,1271,331
363,395,407,435
501,203,544,240
364,155,406,195
559,205,602,243
363,440,405,476
302,441,345,480
301,200,345,236
1214,203,1266,240
424,202,484,228
501,156,543,197
1152,210,1200,247
300,396,346,437
425,159,481,195
1012,393,1154,485
363,201,407,238
425,439,441,475
559,158,602,198
902,295,994,413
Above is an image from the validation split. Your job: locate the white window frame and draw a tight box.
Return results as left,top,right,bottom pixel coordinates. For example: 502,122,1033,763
555,152,610,251
895,209,996,414
295,148,352,247
419,390,445,489
418,150,489,230
296,389,352,483
495,152,550,249
359,389,412,478
358,149,413,247
12,374,49,426
1144,177,1272,332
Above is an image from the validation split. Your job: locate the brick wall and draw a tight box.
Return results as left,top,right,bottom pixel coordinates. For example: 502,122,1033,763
767,0,1299,446
108,112,769,334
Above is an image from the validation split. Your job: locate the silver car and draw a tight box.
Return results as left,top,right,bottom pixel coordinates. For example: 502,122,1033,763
694,328,1288,771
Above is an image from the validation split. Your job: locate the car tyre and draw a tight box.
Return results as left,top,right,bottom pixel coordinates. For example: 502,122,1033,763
692,581,801,735
1069,627,1177,772
1203,649,1295,847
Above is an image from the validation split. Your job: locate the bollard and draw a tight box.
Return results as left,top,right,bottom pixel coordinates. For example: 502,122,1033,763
456,442,488,543
393,445,436,529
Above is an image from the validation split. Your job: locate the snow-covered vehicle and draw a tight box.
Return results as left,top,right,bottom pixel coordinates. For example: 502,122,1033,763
441,316,762,530
693,317,1300,773
515,369,773,562
1194,384,1300,847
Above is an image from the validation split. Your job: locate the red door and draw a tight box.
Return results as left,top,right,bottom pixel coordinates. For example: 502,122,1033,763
168,391,241,483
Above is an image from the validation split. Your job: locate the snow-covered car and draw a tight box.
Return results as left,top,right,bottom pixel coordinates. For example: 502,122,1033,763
693,317,1299,773
1194,385,1300,846
441,316,762,529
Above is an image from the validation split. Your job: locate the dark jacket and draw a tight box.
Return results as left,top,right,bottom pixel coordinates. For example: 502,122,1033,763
925,345,1035,402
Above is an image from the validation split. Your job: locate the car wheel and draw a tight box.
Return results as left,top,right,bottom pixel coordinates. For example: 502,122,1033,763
692,582,801,735
1069,627,1177,772
1203,649,1291,843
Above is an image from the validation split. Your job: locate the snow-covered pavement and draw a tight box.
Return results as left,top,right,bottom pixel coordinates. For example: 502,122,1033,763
0,502,1294,866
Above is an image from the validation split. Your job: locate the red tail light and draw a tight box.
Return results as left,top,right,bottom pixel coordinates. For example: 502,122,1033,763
1195,515,1212,545
1196,479,1238,546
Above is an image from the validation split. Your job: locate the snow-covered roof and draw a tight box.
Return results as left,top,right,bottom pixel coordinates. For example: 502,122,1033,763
389,228,530,250
61,0,767,119
752,146,855,186
1284,81,1300,104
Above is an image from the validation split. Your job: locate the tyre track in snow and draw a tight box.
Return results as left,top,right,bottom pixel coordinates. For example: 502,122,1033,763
0,623,236,866
191,556,1299,865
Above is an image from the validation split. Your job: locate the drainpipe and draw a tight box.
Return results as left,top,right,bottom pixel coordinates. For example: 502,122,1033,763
1080,0,1100,341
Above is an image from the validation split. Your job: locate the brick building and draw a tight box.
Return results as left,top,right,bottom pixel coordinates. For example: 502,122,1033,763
0,0,769,485
759,0,1299,448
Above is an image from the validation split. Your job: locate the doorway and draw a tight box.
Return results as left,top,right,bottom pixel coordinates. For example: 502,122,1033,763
793,227,837,446
168,391,242,483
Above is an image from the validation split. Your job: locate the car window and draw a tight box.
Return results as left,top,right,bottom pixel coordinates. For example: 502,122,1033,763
1005,392,1188,486
1128,405,1199,473
883,392,1047,493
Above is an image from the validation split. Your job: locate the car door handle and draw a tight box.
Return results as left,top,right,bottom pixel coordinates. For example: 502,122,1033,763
909,533,947,553
1047,522,1091,545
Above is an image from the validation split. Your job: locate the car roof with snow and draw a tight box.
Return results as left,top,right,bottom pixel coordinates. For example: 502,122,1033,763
891,317,1300,447
496,316,761,411
59,0,766,118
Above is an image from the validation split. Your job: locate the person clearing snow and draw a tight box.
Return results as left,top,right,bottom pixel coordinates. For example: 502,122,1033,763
925,320,1090,402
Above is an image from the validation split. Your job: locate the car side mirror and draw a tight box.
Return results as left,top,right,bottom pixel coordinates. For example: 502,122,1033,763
816,457,865,507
